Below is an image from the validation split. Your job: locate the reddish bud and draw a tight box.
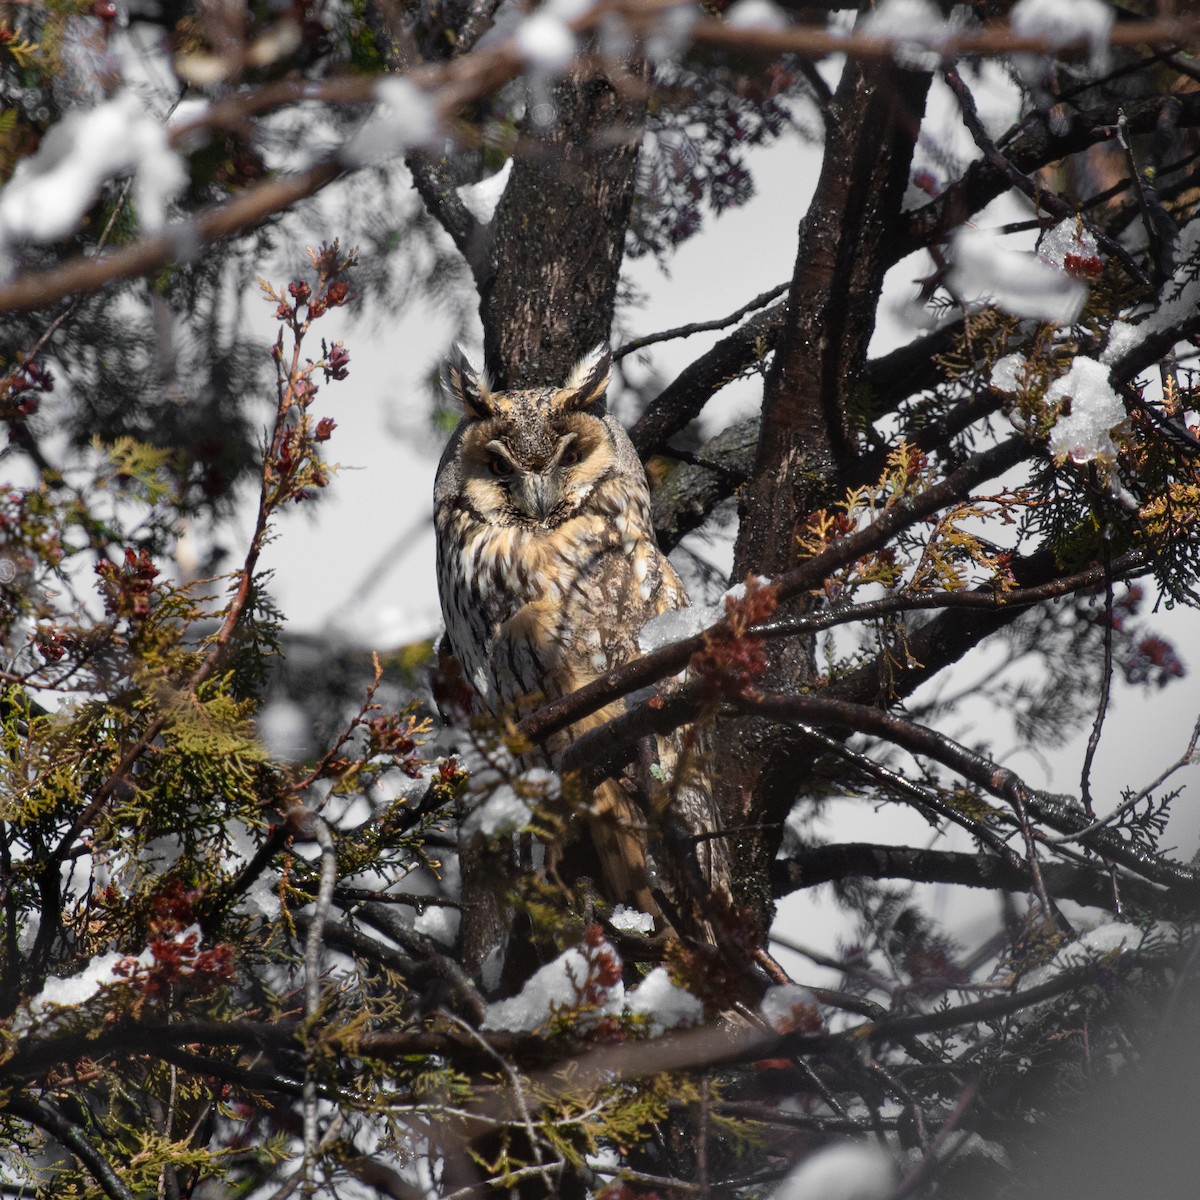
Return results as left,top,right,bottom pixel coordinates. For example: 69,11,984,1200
313,417,336,442
288,280,311,303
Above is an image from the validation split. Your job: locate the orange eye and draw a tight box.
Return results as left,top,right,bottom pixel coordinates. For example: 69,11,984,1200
489,456,513,477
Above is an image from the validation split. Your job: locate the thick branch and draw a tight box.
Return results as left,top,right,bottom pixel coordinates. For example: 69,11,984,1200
629,303,785,458
773,842,1170,913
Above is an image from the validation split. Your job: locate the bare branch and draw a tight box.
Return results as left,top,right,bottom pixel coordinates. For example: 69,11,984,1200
614,282,788,360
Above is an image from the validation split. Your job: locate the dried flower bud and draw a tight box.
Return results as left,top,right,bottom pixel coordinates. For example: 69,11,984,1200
325,342,350,381
314,417,336,442
288,280,311,303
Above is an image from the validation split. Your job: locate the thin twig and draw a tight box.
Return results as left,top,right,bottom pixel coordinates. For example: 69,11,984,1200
1080,540,1116,816
444,1014,557,1195
613,282,789,360
1046,712,1200,847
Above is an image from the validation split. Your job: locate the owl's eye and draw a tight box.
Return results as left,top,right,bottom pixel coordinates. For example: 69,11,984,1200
561,446,582,467
489,455,514,477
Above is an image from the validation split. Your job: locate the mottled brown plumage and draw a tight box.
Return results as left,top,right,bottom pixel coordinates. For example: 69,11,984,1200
434,346,724,923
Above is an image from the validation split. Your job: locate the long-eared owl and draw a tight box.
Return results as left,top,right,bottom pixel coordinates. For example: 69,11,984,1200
433,345,723,923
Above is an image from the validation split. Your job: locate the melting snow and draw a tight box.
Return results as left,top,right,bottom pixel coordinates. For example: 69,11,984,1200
1045,356,1126,463
1037,219,1101,272
482,945,623,1033
637,603,718,655
464,784,532,838
0,92,185,263
624,967,704,1035
948,227,1087,324
481,938,703,1036
990,352,1029,394
609,904,656,935
343,77,439,167
771,1142,897,1200
457,158,513,225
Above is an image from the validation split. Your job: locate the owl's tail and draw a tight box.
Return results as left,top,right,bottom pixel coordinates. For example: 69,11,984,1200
588,778,660,920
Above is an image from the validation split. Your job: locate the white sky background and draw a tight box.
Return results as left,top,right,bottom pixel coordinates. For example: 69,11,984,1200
213,52,1200,984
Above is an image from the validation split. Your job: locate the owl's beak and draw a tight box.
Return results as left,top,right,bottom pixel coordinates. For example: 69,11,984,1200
514,472,562,523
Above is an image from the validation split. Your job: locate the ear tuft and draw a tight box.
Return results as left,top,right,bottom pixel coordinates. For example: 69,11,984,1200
556,345,611,412
442,345,493,419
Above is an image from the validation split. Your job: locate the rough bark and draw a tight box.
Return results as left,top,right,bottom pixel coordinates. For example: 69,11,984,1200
480,64,646,388
722,60,932,926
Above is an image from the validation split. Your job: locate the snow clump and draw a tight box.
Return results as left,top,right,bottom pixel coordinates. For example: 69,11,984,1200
464,783,533,838
771,1141,897,1200
457,158,513,224
23,924,206,1024
947,227,1087,324
1019,920,1158,994
343,77,439,167
638,602,719,655
1037,219,1102,274
0,91,185,265
609,904,656,935
623,967,704,1035
1045,356,1126,463
481,941,624,1033
481,932,703,1036
1010,0,1114,71
860,0,953,69
990,353,1029,394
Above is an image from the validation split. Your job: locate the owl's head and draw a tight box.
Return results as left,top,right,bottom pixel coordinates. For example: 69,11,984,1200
442,345,618,527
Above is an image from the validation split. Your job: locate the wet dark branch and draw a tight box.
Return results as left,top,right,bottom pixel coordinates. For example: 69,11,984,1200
897,89,1200,265
4,1019,303,1082
5,1093,137,1200
943,66,1149,288
732,691,1200,895
773,842,1171,914
857,962,1105,1041
629,302,785,458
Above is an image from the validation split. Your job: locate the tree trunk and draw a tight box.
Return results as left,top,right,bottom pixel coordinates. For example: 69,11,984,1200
480,62,646,387
724,61,932,926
